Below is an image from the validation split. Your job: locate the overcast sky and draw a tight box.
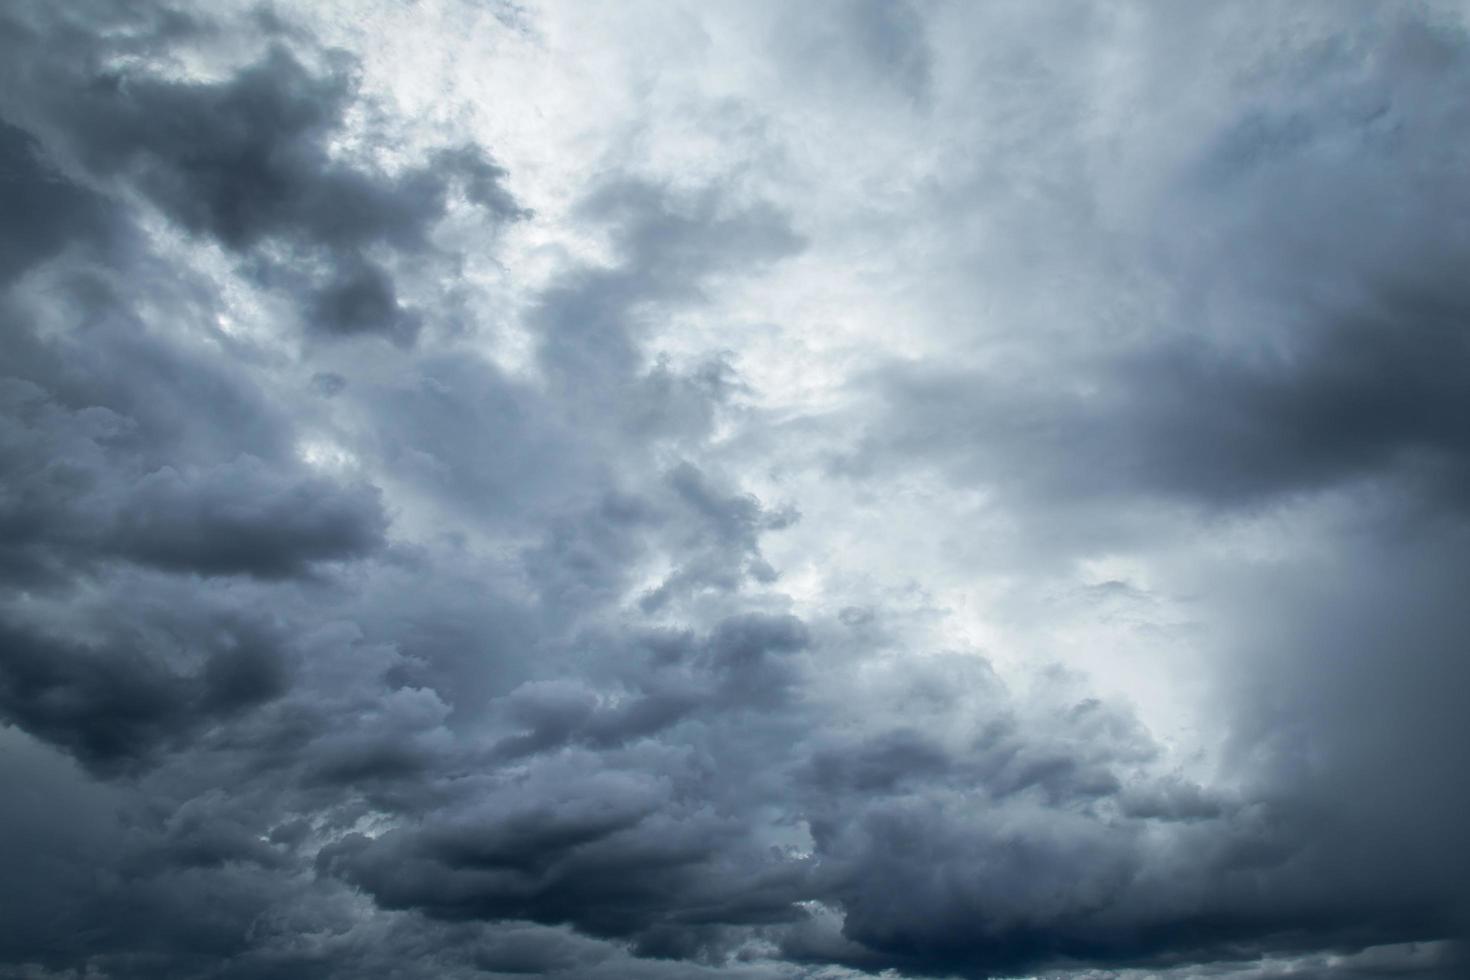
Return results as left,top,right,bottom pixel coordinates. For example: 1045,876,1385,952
1,2,1468,978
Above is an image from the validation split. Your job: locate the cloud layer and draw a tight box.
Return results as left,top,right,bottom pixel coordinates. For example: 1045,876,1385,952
1,3,1467,979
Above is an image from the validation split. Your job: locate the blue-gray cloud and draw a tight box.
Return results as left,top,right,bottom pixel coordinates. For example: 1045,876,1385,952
1,3,1467,980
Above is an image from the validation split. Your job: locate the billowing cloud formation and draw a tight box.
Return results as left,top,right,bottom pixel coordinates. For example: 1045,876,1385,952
1,3,1467,980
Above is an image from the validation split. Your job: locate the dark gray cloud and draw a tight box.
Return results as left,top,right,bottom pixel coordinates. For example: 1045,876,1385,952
861,296,1470,518
0,272,386,582
851,10,1470,523
342,611,821,953
106,457,386,578
0,613,285,775
0,1,523,345
0,122,120,285
801,7,1470,977
2,3,1469,980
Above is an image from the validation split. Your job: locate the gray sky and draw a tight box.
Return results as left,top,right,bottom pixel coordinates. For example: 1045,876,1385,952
1,2,1467,978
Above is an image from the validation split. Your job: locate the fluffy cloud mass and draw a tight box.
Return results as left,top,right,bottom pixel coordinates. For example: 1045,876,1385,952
1,3,1467,979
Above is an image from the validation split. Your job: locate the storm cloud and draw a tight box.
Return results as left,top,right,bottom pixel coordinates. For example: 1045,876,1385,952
1,3,1467,980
